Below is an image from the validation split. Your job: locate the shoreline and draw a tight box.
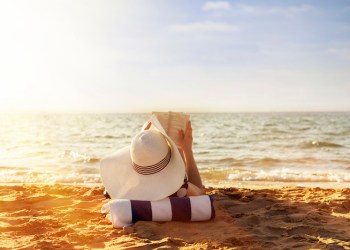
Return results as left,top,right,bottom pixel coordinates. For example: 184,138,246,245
0,184,349,249
205,181,350,190
0,180,348,189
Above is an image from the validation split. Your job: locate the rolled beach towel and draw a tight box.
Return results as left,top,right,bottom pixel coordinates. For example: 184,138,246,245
101,195,215,228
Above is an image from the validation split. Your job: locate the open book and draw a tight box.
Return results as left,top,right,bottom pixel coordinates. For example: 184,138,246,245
152,111,190,147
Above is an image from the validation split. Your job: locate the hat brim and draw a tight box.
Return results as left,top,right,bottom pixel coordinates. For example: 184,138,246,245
100,115,186,201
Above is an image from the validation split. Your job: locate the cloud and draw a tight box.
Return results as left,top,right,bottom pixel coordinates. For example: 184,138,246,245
202,1,231,11
237,4,314,16
271,4,314,15
170,21,238,33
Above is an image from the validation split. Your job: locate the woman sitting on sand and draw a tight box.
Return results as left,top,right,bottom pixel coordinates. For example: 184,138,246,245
100,115,203,201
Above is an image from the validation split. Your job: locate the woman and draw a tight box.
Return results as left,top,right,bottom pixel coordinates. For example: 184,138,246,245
100,115,203,201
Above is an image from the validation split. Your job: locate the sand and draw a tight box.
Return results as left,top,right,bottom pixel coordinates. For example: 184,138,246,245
0,184,349,249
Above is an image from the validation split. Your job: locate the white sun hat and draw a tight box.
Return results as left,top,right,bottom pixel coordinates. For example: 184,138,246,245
100,115,186,201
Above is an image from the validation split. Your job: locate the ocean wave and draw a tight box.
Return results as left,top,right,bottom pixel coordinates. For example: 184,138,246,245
200,156,350,169
209,145,228,150
0,166,29,171
62,150,100,164
295,127,310,131
200,156,345,168
218,157,283,166
85,157,100,163
197,151,211,155
94,135,119,139
227,168,350,182
0,169,101,184
73,157,100,164
270,129,288,134
215,157,246,166
253,157,282,165
217,157,238,163
300,140,344,148
24,151,51,157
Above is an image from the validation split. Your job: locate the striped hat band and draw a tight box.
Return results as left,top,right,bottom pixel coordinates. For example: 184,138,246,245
132,147,172,175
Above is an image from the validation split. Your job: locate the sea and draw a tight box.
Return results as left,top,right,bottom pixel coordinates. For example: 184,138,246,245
0,112,349,188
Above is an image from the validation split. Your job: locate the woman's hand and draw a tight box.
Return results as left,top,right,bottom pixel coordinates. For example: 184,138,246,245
142,121,152,131
178,121,193,153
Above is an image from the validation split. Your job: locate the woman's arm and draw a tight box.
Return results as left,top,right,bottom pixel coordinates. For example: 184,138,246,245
145,119,204,195
178,121,203,193
187,181,204,196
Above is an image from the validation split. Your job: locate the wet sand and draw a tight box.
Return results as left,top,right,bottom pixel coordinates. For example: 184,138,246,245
0,184,349,249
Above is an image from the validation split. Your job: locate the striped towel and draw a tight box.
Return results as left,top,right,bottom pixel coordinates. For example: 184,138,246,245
101,195,215,228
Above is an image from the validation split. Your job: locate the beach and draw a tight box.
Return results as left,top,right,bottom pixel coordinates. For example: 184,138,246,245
1,184,349,249
0,113,349,249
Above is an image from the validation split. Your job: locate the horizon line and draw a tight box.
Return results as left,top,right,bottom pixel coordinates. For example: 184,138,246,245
1,110,350,115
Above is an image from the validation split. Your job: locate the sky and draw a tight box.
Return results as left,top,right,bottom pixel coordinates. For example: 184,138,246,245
0,0,349,113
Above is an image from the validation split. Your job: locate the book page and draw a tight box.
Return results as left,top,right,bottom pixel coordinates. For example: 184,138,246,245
152,111,190,146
